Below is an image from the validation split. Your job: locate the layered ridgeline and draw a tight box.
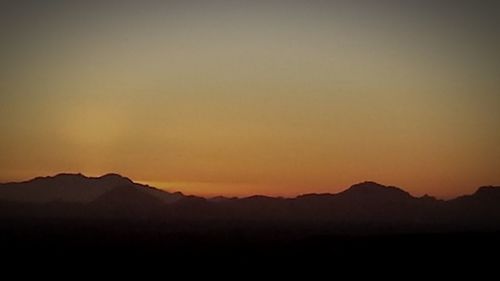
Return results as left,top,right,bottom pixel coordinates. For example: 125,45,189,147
0,173,499,230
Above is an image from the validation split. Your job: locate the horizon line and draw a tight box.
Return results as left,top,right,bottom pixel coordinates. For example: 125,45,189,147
2,172,498,201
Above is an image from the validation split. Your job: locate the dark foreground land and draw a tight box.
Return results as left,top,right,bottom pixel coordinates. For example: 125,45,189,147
1,174,499,268
2,218,499,267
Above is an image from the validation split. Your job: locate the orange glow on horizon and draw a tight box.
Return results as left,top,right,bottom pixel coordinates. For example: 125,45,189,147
1,2,499,199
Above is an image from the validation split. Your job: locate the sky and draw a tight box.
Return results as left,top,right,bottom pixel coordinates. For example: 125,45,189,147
1,0,499,198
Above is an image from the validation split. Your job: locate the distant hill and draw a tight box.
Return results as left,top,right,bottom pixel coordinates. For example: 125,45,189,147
1,173,500,231
0,173,183,204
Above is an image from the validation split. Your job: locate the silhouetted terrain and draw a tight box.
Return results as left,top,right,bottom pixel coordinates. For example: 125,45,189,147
2,173,499,228
1,173,500,263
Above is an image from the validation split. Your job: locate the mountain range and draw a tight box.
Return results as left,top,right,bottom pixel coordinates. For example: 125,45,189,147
1,173,499,230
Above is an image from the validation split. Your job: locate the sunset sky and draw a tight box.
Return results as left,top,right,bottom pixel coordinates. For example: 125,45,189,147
1,1,499,198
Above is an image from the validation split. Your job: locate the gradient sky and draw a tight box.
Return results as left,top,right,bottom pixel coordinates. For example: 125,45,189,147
1,0,499,198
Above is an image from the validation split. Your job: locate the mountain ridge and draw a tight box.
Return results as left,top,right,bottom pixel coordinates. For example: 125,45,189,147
0,172,498,202
1,174,498,265
0,173,183,204
1,173,500,231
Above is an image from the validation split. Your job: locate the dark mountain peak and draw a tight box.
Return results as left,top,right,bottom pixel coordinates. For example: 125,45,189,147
209,196,238,202
100,173,127,179
241,195,282,202
172,195,208,207
342,181,412,199
35,173,132,189
0,173,153,203
349,181,388,190
296,193,336,200
25,173,89,186
420,194,438,201
474,186,500,195
32,173,86,182
48,173,133,187
30,173,132,186
53,173,85,178
97,173,133,185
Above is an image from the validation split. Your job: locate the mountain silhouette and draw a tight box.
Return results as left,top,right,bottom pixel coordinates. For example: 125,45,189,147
90,185,166,218
339,181,412,199
0,173,183,204
2,173,500,264
445,185,500,225
1,173,500,231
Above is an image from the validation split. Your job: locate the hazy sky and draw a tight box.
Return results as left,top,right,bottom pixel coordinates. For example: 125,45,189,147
1,0,499,198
